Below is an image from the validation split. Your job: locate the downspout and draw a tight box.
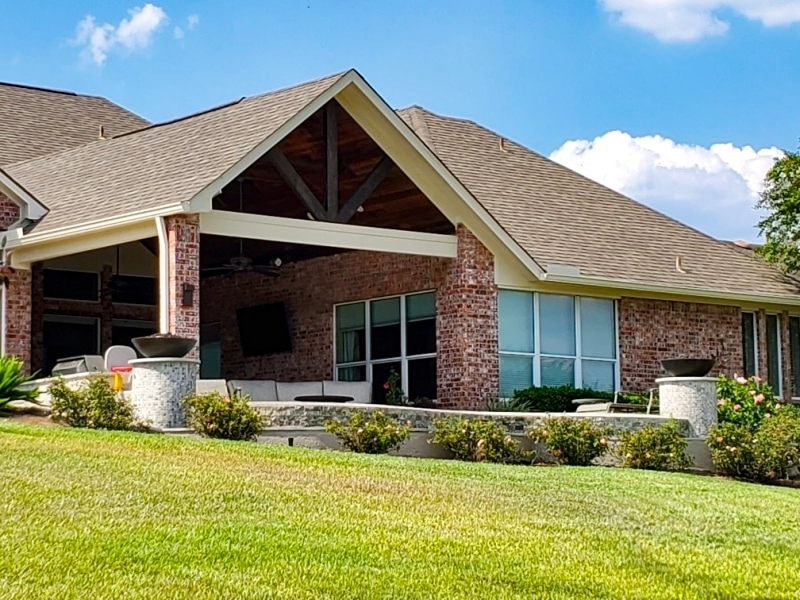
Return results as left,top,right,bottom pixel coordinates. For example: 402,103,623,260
155,216,170,334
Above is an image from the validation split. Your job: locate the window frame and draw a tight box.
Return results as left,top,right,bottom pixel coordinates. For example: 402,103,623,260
498,291,619,396
333,290,437,396
741,311,759,377
765,313,783,397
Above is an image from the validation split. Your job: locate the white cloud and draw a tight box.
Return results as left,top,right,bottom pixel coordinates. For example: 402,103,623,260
174,26,184,39
187,14,199,29
549,131,784,241
600,0,800,42
72,4,168,65
174,14,199,40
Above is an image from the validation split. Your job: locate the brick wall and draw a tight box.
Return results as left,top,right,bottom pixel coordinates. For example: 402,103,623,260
436,226,498,409
200,227,499,409
201,250,451,382
618,297,743,392
166,215,200,354
1,192,32,369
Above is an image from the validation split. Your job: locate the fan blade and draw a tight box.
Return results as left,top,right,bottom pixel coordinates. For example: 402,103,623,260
252,265,280,276
201,266,233,273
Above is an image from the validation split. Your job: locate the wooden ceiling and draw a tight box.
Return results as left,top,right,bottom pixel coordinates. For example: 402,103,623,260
211,100,453,235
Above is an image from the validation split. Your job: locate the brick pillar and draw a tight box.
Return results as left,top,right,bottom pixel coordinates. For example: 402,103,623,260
165,214,200,357
1,193,32,371
436,225,498,410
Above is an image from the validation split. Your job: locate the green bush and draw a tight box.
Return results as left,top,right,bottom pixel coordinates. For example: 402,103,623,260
431,418,523,463
183,392,264,441
619,420,690,471
50,376,137,430
0,356,38,410
510,386,615,413
324,410,410,454
716,374,777,431
528,418,612,466
708,407,800,481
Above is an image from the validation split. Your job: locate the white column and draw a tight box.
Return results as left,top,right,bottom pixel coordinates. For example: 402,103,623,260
656,377,717,438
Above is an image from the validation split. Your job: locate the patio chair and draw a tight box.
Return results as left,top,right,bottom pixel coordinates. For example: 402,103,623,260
573,389,657,414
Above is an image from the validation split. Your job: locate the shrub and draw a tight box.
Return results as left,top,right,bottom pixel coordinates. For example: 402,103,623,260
716,374,777,431
183,392,264,441
528,418,612,466
486,396,533,412
510,386,614,413
431,418,523,463
619,420,690,471
324,410,410,454
0,356,38,410
708,406,800,481
50,376,137,430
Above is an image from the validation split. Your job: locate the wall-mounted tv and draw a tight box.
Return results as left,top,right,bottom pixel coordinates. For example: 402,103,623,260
236,302,292,357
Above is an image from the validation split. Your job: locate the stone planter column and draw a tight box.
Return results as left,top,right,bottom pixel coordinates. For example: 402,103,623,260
130,358,200,428
656,376,717,437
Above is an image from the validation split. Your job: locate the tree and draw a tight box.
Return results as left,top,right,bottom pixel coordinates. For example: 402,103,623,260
757,149,800,273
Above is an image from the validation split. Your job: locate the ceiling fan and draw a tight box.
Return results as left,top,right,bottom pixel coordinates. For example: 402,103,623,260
201,177,282,277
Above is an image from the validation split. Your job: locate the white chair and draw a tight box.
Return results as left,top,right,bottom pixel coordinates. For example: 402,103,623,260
104,345,137,371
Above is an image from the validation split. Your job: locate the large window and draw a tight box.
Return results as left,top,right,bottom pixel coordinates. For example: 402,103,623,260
743,312,784,396
742,312,758,377
43,315,100,375
766,314,782,395
335,292,436,403
498,291,617,397
43,269,99,302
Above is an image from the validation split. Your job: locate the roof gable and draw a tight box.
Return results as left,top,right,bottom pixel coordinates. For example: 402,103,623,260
0,82,148,165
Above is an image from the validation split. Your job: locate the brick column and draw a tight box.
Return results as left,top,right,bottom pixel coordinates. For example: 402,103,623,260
1,193,32,371
436,225,498,409
165,215,200,357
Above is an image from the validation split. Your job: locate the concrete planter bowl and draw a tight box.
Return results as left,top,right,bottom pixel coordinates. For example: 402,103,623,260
132,335,197,359
660,358,715,378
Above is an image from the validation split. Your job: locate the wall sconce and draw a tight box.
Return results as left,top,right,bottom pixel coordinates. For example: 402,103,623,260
181,283,195,307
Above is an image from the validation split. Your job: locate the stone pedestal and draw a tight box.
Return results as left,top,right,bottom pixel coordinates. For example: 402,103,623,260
656,377,717,437
130,358,200,428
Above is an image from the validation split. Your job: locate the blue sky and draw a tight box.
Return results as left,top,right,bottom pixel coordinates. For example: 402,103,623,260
2,1,799,241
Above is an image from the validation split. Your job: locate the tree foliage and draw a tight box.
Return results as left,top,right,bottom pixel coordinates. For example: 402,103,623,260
756,149,800,273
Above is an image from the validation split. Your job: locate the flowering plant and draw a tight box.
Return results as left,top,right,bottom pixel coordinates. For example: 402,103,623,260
383,368,406,405
716,374,778,431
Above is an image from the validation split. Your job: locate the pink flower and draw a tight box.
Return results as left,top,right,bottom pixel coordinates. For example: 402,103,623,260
733,404,742,411
754,394,765,405
775,404,782,410
716,436,724,444
753,376,763,383
736,376,748,385
383,382,390,390
749,390,757,396
717,398,728,406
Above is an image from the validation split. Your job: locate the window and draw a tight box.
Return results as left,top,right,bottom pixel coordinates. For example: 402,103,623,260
43,315,99,375
766,314,782,395
791,317,800,398
43,269,99,302
335,292,436,403
200,323,222,379
741,312,758,377
110,275,156,305
498,291,617,397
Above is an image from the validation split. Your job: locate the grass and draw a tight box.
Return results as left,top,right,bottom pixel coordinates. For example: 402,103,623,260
2,424,800,600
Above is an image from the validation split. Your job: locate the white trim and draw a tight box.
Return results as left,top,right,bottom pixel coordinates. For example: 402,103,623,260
0,168,48,222
199,210,458,258
155,216,169,333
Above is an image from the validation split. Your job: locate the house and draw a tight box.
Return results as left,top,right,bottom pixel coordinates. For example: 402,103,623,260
1,70,798,408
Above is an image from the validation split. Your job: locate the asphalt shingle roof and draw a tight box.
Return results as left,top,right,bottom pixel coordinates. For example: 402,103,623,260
0,83,148,165
397,106,800,300
4,73,345,234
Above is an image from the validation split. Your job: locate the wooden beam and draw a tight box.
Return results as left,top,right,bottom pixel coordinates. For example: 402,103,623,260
200,210,458,258
325,102,338,220
266,148,327,221
337,156,394,223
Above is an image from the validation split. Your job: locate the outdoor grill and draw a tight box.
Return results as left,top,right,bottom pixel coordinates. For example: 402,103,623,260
50,355,105,377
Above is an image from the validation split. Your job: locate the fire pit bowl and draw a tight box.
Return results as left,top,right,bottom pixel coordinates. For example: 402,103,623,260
660,358,716,378
132,334,197,359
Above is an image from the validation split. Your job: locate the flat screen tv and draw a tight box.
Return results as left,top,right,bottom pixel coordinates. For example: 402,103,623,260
236,302,292,357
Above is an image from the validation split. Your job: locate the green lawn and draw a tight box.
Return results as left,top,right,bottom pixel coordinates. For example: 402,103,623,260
2,423,799,600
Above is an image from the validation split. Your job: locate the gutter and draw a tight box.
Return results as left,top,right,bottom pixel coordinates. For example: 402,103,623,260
542,271,800,308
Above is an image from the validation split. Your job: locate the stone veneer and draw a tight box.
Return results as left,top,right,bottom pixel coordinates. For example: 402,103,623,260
166,214,200,357
657,377,717,437
618,298,743,393
130,358,199,428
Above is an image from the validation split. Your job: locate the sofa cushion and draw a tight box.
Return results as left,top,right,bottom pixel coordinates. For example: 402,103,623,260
195,379,229,397
228,380,278,402
276,381,323,401
323,381,371,404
